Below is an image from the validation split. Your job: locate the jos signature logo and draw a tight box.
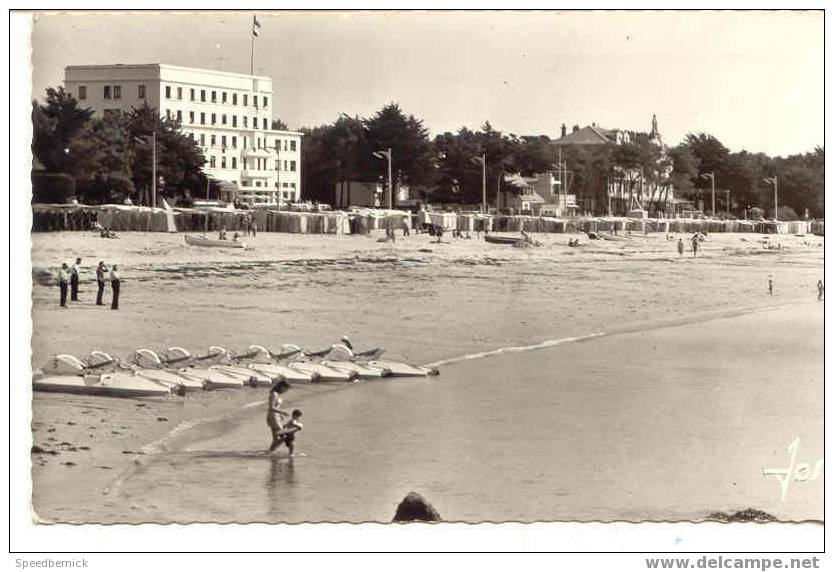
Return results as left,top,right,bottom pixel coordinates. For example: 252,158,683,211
762,437,824,501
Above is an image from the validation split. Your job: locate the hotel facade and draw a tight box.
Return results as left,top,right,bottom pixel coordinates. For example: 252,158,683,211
63,63,302,206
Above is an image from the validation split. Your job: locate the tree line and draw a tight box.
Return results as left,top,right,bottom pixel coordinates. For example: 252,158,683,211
32,87,210,206
31,87,823,218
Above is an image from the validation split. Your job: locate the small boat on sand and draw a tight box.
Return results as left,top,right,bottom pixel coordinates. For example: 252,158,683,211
86,350,201,394
184,235,247,249
130,348,245,390
485,235,524,245
33,354,171,398
315,344,437,378
234,345,319,383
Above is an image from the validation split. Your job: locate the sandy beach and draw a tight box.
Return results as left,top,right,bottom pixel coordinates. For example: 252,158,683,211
29,229,824,523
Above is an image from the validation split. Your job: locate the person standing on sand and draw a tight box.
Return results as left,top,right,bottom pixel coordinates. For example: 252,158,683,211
70,257,81,301
110,264,121,310
677,238,684,257
95,261,108,306
251,218,257,237
267,381,291,452
768,278,774,299
818,280,824,301
691,235,699,258
59,263,69,307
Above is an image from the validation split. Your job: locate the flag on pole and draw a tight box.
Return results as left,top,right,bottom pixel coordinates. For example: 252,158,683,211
253,15,261,37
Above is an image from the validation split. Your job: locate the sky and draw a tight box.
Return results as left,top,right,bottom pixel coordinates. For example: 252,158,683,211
29,10,823,157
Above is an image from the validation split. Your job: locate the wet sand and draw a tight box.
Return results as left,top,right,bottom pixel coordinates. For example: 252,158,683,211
28,230,824,522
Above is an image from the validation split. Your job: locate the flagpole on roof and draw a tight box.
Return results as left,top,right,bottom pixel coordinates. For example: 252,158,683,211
250,15,255,75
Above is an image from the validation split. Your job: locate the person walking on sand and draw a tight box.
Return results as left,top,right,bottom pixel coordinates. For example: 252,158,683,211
95,261,108,306
59,263,69,307
110,264,121,310
677,238,684,257
818,280,824,301
70,257,82,301
267,380,291,452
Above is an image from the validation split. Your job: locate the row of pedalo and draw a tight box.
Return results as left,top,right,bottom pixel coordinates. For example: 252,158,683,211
32,344,439,398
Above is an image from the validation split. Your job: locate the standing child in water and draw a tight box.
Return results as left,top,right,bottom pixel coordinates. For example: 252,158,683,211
274,409,304,457
768,278,774,299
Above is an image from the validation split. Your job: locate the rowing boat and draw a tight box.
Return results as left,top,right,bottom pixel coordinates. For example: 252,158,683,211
184,235,247,249
484,235,523,245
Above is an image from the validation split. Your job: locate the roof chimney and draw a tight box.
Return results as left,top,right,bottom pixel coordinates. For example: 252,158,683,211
560,123,567,138
572,124,579,133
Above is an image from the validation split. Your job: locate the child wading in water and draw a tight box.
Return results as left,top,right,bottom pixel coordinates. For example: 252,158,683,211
272,409,304,456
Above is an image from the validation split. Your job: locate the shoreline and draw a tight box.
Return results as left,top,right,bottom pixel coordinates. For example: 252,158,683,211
32,298,822,523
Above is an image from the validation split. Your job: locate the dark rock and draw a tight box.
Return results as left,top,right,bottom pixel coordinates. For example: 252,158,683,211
707,508,776,523
79,446,90,451
31,445,47,454
392,492,441,523
62,461,77,467
157,417,168,422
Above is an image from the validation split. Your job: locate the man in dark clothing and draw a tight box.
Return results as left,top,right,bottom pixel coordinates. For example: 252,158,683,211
96,261,108,306
59,263,69,307
110,264,121,310
70,257,81,301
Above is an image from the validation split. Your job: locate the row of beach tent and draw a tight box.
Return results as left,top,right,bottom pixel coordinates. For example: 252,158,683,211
31,203,822,236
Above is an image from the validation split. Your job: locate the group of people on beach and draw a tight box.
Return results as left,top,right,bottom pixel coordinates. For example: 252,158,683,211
266,380,304,456
58,258,121,310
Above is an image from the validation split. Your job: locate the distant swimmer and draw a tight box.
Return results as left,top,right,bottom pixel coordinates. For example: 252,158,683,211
818,280,824,301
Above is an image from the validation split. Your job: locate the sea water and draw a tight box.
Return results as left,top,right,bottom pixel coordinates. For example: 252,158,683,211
108,304,822,523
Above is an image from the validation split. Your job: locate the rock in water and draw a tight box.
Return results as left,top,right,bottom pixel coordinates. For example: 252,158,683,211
392,492,441,523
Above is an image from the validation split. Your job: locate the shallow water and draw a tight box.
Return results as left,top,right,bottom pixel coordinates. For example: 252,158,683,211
107,303,823,523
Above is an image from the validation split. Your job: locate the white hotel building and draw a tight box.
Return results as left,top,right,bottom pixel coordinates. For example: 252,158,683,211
63,63,302,206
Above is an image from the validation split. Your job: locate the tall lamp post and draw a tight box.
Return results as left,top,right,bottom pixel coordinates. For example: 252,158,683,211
701,171,715,217
134,132,157,208
373,148,393,209
471,153,487,213
763,176,778,221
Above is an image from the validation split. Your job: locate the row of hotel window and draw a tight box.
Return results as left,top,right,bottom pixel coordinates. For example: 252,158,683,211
206,155,296,172
237,183,298,192
166,109,272,131
188,133,297,152
77,85,268,108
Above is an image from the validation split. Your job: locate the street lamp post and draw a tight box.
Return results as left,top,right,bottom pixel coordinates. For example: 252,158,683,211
763,176,778,221
701,171,715,217
471,154,487,213
373,148,393,209
134,132,158,207
151,131,157,208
